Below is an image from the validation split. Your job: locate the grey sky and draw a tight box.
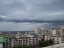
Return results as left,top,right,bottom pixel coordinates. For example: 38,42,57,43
0,0,64,31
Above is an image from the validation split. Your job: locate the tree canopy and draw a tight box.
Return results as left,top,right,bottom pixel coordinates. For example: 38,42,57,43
38,39,54,47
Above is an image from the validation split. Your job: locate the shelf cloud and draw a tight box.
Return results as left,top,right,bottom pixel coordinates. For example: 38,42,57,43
0,0,64,31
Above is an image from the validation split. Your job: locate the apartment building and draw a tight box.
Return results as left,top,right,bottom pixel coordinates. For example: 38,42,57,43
0,36,9,48
10,36,39,48
35,28,41,34
50,27,64,36
50,28,61,36
41,28,50,35
35,28,50,35
44,35,62,44
61,27,64,36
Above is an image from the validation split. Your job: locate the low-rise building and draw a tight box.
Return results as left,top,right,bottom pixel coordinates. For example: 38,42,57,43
0,36,9,48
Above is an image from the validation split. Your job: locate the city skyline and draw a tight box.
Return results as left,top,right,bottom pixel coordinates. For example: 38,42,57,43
0,0,64,31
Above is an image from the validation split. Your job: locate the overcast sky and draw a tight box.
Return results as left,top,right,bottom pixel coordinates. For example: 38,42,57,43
0,0,64,31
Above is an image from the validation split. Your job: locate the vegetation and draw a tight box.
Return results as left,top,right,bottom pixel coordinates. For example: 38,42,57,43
49,39,54,45
12,45,19,48
38,39,54,47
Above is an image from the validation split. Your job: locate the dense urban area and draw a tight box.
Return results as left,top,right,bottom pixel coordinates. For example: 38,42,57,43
0,27,64,48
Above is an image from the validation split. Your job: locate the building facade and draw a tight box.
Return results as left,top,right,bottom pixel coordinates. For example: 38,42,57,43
10,37,39,48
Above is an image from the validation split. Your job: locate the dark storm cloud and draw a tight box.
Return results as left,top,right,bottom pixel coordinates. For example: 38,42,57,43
0,17,64,24
0,0,64,31
0,17,4,22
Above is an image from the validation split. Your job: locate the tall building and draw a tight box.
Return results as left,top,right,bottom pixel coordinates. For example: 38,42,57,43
35,28,50,35
61,27,64,36
41,28,50,35
16,32,21,38
50,28,61,36
35,28,40,34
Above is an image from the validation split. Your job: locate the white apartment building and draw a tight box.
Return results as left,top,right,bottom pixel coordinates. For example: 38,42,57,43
51,36,62,44
35,28,42,34
50,27,64,36
50,28,61,36
35,28,50,35
41,28,50,35
61,27,64,36
44,35,62,44
10,36,39,48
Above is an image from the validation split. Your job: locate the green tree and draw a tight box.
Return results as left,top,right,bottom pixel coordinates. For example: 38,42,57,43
44,40,49,47
49,39,54,45
38,40,43,47
38,39,45,47
42,39,44,41
12,45,18,48
38,39,54,47
29,45,34,48
21,45,28,48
